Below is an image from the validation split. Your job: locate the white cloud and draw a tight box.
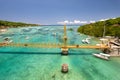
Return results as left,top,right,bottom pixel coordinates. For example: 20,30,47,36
79,21,88,24
69,21,74,24
112,17,116,19
57,20,69,24
89,21,95,23
74,20,80,24
64,20,69,24
99,17,117,21
99,18,109,21
57,20,88,25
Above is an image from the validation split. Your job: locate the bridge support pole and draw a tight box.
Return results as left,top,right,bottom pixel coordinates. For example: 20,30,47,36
61,47,68,55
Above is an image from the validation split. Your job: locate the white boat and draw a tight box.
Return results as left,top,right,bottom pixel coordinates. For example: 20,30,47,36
8,40,13,43
86,39,90,44
4,37,11,41
99,53,110,57
93,53,110,60
4,40,13,44
82,39,85,43
82,38,90,44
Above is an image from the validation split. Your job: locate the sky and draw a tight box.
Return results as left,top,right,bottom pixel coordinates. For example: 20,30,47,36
0,0,120,25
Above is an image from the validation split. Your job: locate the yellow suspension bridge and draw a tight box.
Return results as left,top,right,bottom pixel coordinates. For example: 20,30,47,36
0,25,109,55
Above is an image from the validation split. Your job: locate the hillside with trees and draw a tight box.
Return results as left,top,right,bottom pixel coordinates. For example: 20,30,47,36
0,20,39,29
77,17,120,38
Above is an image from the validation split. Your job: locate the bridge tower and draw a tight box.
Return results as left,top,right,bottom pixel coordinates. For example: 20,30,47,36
61,25,69,55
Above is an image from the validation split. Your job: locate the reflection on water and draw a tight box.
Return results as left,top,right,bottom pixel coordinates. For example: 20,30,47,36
0,26,120,80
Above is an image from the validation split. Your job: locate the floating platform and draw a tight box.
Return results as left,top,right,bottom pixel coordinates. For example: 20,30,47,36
61,64,68,73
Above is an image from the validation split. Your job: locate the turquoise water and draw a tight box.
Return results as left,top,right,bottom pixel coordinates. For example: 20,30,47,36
0,26,120,80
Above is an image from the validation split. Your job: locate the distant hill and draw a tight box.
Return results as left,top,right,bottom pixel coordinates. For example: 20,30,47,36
0,20,40,29
77,17,120,38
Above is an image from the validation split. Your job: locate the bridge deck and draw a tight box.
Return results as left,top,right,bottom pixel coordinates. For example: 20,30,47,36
0,42,109,49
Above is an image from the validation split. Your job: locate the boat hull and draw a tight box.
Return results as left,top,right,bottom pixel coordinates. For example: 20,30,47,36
93,54,109,60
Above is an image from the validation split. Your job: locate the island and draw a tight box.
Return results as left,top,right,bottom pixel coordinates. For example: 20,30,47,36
0,20,40,29
77,17,120,38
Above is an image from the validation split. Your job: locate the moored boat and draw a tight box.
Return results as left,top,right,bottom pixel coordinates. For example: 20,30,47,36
4,37,13,43
99,53,110,57
93,53,110,60
82,38,90,44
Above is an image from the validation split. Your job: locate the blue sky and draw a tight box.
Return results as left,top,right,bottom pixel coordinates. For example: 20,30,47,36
0,0,120,25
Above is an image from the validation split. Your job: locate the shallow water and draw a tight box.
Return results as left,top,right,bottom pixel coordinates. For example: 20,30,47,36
0,26,120,80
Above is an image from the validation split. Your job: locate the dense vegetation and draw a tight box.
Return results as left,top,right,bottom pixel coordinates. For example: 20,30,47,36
0,20,39,29
77,17,120,38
